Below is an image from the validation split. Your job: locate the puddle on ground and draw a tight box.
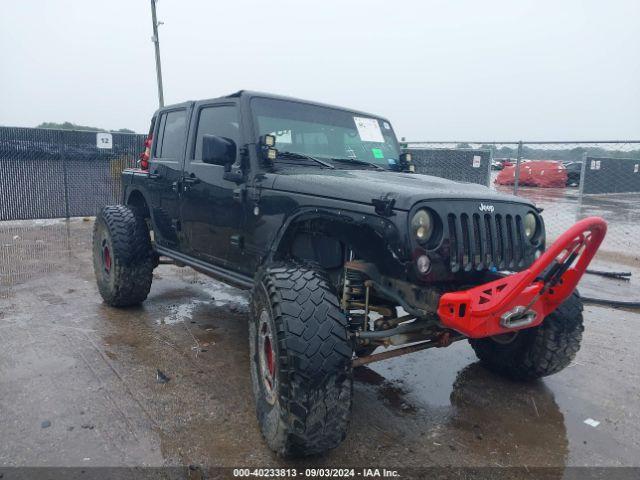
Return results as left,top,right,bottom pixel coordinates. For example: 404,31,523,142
162,299,209,325
354,367,416,413
158,280,249,326
369,340,476,408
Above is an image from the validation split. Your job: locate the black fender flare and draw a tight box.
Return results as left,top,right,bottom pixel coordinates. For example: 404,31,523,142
123,187,152,217
265,206,405,266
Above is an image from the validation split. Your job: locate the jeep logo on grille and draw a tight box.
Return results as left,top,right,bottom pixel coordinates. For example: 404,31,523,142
479,203,495,213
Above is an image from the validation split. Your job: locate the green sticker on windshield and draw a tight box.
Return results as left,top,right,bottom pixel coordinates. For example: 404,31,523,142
372,148,384,159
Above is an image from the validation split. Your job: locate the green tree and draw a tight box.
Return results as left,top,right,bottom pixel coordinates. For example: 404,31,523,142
36,122,136,133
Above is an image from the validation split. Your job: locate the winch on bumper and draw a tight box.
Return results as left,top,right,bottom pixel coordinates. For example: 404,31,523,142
346,217,607,365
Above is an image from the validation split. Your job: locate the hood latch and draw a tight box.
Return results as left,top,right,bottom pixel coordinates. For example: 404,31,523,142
371,193,396,217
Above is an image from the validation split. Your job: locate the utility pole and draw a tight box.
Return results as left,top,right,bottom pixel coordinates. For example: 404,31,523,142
150,0,164,107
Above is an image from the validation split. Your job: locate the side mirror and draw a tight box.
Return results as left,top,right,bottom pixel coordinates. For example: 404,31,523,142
202,135,236,167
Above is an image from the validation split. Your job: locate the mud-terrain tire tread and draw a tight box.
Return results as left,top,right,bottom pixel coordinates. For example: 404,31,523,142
250,262,353,457
93,204,154,307
469,292,584,381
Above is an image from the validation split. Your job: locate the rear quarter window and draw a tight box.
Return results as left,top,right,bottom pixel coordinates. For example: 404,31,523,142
156,110,187,158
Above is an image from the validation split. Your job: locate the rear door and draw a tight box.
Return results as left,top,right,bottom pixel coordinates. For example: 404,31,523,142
180,102,244,266
147,106,190,249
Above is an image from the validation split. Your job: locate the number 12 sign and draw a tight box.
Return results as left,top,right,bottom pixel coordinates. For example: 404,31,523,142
96,132,113,149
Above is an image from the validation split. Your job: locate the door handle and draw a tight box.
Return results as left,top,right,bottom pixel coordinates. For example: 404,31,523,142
182,176,200,192
180,175,200,192
148,172,160,179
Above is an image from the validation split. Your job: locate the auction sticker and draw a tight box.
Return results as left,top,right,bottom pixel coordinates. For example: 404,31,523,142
472,155,481,168
354,117,384,143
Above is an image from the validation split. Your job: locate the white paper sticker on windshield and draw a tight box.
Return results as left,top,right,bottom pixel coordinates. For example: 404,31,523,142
271,130,292,144
353,117,384,143
472,155,481,168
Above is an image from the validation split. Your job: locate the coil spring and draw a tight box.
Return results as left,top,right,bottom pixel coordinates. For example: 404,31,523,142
342,267,366,307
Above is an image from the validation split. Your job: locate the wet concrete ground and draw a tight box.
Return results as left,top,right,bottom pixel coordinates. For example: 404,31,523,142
1,219,639,471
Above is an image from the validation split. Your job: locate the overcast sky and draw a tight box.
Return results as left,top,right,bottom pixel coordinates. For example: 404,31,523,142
1,0,638,140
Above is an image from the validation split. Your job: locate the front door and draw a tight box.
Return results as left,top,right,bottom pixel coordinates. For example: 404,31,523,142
180,103,244,268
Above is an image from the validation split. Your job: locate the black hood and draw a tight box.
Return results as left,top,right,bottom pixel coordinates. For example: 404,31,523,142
269,169,532,211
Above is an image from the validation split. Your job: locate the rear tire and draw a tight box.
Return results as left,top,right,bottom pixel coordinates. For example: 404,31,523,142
93,205,154,307
249,262,353,457
469,292,584,381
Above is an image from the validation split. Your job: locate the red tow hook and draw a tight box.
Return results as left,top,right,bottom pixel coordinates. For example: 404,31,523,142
437,217,607,338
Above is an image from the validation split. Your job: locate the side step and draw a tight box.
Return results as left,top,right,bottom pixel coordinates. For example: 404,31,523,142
154,245,254,290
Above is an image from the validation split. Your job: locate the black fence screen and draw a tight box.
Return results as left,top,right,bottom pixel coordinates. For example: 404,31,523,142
404,148,491,186
581,156,640,195
0,126,145,220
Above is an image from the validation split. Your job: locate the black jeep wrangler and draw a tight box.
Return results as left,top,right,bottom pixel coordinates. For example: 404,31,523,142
93,91,591,457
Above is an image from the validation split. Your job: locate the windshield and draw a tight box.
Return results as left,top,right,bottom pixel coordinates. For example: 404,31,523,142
251,97,401,168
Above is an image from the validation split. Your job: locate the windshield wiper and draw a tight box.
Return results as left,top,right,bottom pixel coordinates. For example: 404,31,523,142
329,157,385,171
276,151,335,169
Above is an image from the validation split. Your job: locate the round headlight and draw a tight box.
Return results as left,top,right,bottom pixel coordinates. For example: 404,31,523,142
411,209,433,243
524,212,537,239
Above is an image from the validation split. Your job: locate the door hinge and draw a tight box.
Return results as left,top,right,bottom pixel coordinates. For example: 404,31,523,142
248,186,261,203
233,186,246,203
230,234,244,249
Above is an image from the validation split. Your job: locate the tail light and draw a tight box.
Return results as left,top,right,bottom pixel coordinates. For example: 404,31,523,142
139,135,152,170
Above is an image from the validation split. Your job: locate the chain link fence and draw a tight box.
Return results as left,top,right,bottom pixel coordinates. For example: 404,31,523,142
0,126,145,221
1,127,638,301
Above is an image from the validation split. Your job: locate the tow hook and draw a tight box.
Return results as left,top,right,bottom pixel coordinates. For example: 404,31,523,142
500,306,537,329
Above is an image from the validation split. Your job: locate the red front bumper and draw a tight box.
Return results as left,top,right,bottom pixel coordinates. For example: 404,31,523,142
437,217,607,338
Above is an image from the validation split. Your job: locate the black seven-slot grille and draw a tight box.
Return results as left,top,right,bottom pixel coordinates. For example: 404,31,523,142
446,212,527,272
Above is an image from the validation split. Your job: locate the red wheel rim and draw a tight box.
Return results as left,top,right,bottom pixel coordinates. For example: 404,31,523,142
258,312,277,405
264,335,274,377
103,245,111,274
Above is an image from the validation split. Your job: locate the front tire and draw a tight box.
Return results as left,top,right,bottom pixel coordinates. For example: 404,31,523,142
249,263,353,457
92,205,154,307
469,292,584,381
